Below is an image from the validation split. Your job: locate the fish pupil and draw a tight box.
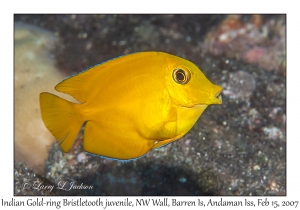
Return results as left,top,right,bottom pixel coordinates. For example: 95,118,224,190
177,71,185,81
173,68,189,84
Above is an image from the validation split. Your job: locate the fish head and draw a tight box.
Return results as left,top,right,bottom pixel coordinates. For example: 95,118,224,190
164,56,222,108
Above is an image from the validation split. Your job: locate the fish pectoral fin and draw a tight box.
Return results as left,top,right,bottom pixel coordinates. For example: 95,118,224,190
83,121,156,160
148,118,180,149
147,105,178,140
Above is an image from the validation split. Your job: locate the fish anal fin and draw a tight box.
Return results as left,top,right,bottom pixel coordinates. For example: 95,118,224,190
83,121,156,160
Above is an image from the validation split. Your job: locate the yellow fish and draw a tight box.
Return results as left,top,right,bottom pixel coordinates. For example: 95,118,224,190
40,52,222,160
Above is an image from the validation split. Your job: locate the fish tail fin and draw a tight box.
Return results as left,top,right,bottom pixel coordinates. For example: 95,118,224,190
39,92,84,152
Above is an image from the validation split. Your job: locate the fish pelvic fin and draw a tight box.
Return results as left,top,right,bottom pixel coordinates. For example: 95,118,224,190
39,92,84,152
152,137,179,149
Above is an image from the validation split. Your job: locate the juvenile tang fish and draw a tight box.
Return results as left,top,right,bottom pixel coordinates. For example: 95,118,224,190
40,52,222,160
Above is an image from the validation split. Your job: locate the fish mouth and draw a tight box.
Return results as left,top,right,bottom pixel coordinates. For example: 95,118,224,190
216,91,222,104
185,91,222,108
208,90,222,105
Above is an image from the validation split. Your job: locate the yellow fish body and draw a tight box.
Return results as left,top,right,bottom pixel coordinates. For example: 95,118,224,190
40,52,222,160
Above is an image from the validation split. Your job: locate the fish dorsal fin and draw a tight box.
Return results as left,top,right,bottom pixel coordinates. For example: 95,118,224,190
55,52,156,103
55,65,103,102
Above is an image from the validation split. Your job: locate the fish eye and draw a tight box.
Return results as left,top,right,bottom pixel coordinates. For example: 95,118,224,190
172,68,190,84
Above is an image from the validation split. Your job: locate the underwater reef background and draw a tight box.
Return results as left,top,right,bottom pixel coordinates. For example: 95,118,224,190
14,14,286,195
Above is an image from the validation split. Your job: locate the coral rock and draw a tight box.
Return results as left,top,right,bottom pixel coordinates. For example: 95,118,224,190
14,23,73,173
